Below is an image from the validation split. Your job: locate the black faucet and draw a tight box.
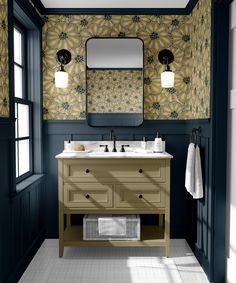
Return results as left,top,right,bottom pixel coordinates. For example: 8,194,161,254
110,130,117,152
110,130,114,141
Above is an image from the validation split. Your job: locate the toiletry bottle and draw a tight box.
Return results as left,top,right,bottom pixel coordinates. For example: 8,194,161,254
154,132,163,153
161,135,166,152
141,136,147,150
65,139,72,151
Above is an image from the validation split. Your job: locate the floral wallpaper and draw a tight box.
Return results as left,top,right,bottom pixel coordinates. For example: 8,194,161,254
189,0,211,119
87,69,143,113
42,0,211,120
0,0,9,118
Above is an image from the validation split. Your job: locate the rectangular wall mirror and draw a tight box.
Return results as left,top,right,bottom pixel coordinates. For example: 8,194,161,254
86,38,144,127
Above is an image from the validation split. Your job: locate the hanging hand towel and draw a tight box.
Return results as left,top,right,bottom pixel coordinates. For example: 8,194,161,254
185,143,196,195
193,145,203,199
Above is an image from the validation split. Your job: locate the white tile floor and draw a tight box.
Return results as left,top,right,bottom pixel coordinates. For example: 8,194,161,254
19,239,209,283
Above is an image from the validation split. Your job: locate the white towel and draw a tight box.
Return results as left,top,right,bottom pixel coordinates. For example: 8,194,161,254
98,217,127,236
185,143,196,195
192,145,203,199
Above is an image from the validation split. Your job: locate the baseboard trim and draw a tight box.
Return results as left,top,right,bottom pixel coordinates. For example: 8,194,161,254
5,229,45,283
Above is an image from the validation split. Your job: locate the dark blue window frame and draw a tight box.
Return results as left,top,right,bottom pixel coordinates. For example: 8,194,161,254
9,0,44,191
14,20,33,183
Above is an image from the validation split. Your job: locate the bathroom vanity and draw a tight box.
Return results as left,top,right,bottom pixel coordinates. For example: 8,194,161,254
56,148,172,257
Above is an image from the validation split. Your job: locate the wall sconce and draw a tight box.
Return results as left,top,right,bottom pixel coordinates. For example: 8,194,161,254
158,49,175,88
55,49,71,88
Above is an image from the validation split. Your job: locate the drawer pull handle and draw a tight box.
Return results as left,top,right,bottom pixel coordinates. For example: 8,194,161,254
85,169,90,173
85,194,90,199
139,194,143,199
139,169,143,173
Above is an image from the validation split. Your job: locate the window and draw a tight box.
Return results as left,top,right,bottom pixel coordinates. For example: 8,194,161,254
14,22,33,182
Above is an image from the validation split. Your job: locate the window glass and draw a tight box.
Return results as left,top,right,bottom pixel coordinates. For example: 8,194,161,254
15,143,19,178
18,139,30,176
15,103,18,137
14,65,23,98
14,28,22,65
18,104,29,138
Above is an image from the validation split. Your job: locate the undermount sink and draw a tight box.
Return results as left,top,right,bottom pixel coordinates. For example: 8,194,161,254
88,151,137,157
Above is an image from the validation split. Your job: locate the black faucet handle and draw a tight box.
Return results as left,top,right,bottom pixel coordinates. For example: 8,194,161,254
120,145,130,152
100,144,109,152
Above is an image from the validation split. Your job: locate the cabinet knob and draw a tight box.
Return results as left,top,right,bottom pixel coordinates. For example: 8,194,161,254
139,169,143,173
85,194,90,199
139,194,143,199
85,169,90,173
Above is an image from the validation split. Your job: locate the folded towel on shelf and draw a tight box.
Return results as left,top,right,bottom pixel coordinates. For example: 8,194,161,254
193,145,203,199
185,143,196,195
98,217,127,236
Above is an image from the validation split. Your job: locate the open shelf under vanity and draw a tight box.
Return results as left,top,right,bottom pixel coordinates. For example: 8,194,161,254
64,224,165,247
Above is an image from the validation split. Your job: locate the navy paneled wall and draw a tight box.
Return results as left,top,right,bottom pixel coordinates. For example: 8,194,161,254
0,121,45,283
43,120,211,243
0,122,13,283
185,121,212,277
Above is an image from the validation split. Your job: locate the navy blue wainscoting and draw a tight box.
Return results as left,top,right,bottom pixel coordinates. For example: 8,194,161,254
185,121,212,279
0,121,45,283
43,120,209,241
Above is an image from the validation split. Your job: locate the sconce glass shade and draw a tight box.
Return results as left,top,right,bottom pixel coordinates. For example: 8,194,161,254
158,49,175,88
161,70,175,88
55,70,68,88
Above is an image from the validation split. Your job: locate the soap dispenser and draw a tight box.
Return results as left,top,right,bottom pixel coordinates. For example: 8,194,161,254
154,132,163,153
65,139,72,151
161,135,166,152
141,136,147,150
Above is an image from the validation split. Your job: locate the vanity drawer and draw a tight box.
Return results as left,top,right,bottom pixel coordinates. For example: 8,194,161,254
64,183,113,208
115,183,166,208
63,159,166,182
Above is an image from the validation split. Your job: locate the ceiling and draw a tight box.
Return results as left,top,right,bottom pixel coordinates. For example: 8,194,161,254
40,0,190,9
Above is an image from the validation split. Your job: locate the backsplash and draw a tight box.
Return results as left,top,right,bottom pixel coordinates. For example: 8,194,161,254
87,69,143,113
0,0,9,118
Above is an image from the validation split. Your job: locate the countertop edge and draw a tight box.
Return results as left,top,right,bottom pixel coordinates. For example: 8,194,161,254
55,152,173,159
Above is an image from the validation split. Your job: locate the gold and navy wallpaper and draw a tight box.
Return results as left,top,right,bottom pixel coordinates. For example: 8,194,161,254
41,0,211,120
87,69,143,113
189,0,211,119
0,0,9,118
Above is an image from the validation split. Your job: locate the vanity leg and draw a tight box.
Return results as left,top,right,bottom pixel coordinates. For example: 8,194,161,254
59,243,64,258
165,244,170,257
165,160,170,258
58,160,64,257
67,214,71,227
59,209,64,257
165,213,170,257
159,214,164,227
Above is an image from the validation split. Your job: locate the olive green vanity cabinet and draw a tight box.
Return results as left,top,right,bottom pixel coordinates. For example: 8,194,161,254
56,156,171,257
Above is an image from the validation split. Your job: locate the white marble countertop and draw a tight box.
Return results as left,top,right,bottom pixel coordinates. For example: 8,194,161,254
55,141,173,159
56,151,173,159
